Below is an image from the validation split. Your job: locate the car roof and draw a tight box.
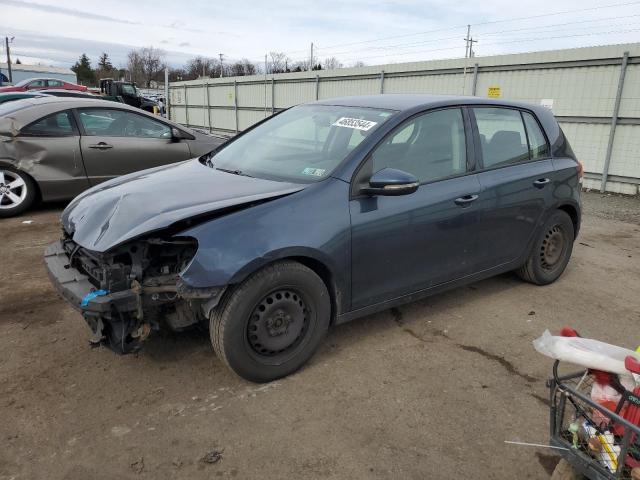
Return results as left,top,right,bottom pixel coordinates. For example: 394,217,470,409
311,94,543,112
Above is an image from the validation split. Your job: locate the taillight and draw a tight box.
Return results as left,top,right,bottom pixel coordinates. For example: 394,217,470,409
576,159,584,182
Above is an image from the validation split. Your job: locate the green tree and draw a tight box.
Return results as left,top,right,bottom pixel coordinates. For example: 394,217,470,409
97,52,113,70
71,53,96,86
96,52,115,81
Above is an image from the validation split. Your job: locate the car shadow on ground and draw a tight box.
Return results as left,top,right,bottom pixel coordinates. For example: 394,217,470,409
319,271,524,354
32,200,70,213
141,327,212,363
137,272,524,369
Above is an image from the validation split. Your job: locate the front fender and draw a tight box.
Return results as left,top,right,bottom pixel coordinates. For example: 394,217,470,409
178,178,352,313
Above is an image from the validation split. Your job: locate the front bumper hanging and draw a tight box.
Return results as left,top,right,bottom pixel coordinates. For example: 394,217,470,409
44,241,141,349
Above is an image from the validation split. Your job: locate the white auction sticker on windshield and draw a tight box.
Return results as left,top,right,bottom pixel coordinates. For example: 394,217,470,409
302,167,326,177
332,117,377,131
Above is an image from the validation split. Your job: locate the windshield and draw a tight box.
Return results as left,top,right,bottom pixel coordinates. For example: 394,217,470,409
121,84,137,96
14,79,32,87
205,104,395,183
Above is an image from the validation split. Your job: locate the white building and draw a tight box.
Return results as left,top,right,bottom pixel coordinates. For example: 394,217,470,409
0,63,77,86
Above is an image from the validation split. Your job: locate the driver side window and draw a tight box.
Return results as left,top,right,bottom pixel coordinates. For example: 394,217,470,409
369,108,467,184
27,80,46,89
78,108,171,138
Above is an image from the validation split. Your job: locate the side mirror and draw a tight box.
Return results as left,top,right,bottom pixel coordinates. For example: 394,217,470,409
362,168,419,196
171,127,184,140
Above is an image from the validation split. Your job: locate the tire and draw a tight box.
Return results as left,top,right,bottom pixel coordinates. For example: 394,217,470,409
550,459,582,480
0,167,37,218
210,261,331,383
517,210,575,285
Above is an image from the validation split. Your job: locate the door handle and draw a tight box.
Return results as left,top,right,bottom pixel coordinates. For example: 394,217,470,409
533,178,550,188
454,194,479,207
88,142,113,150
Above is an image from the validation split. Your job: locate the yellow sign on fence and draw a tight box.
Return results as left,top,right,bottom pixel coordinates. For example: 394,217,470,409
487,86,501,98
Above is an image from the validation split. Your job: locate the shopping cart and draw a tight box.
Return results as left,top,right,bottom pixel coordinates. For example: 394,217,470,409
549,360,640,479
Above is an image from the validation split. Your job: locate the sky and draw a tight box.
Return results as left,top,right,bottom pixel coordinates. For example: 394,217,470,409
1,0,640,70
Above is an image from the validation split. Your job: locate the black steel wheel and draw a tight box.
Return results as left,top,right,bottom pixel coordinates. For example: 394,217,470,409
517,209,575,285
540,224,567,271
247,288,310,359
210,261,331,383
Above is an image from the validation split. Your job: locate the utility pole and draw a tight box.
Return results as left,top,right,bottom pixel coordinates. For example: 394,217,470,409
218,53,224,78
5,36,14,83
464,26,477,59
469,38,477,57
464,25,470,58
309,42,314,72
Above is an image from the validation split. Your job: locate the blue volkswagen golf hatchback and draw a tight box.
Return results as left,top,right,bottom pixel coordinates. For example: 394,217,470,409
45,94,582,382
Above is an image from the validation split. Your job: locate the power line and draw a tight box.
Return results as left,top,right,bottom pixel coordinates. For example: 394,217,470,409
315,13,640,58
215,2,640,69
314,0,640,52
333,27,640,63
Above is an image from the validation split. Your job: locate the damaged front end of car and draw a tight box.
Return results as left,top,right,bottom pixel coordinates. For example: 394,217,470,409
45,231,224,354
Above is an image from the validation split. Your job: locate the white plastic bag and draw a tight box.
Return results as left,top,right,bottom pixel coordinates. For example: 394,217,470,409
533,330,639,378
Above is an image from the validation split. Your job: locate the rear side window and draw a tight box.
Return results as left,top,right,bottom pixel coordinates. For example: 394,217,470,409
48,80,64,87
474,108,528,168
522,112,549,160
21,111,76,137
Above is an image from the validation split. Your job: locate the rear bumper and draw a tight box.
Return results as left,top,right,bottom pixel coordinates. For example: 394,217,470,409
44,241,139,342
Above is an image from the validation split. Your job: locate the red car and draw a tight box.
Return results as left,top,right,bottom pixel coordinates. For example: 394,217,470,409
0,77,87,93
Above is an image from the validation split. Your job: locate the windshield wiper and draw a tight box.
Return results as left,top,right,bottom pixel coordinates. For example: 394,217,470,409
215,167,253,177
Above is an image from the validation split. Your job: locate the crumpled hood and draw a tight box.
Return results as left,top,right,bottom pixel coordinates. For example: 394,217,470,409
62,159,305,252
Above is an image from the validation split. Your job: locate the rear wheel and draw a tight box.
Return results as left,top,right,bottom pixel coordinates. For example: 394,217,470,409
517,210,574,285
0,167,36,217
210,261,331,383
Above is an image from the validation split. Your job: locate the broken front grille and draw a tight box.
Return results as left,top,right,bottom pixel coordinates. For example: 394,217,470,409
62,235,131,292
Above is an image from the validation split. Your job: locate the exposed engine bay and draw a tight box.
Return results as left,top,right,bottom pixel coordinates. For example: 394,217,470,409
58,231,223,354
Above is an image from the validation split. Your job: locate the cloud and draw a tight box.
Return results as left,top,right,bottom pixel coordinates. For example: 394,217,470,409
2,0,640,70
0,0,141,25
1,27,199,68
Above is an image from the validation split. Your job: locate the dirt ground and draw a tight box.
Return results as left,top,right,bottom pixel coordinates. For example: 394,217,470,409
1,191,639,480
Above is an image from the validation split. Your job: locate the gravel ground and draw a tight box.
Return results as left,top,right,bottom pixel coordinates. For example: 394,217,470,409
1,191,639,480
582,190,640,225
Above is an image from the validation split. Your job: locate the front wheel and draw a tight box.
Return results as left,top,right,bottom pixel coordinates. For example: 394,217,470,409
210,261,331,383
517,210,575,285
0,167,36,218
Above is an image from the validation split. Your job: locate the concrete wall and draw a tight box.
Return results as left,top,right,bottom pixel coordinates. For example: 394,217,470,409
169,43,640,194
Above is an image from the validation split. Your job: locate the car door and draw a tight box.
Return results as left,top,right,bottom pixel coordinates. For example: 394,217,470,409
16,110,90,200
471,107,554,270
349,107,483,310
75,107,191,185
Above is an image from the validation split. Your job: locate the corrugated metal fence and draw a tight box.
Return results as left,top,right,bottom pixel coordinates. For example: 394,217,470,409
169,43,640,194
